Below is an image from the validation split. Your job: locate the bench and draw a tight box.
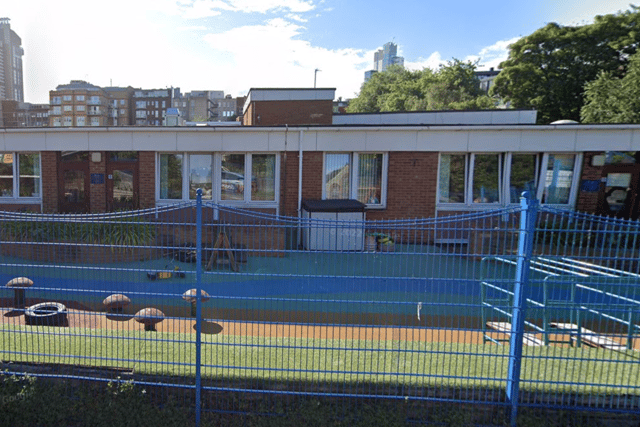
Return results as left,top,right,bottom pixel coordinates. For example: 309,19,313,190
549,323,628,351
486,322,545,346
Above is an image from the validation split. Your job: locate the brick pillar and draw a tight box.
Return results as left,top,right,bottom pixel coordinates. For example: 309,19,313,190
40,152,58,213
138,151,156,209
576,152,603,214
89,152,107,213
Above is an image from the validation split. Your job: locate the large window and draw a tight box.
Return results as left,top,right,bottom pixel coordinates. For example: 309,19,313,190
0,152,41,199
438,152,580,208
157,153,278,204
323,152,387,207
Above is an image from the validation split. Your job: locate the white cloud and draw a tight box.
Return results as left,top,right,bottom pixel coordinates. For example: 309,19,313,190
203,18,368,98
469,37,520,70
404,52,446,72
174,0,316,17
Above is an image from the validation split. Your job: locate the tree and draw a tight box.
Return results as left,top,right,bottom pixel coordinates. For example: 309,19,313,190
347,60,495,113
581,51,640,123
491,6,640,124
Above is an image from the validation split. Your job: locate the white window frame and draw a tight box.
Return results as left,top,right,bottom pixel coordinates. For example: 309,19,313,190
322,152,388,208
437,152,583,210
536,153,582,208
0,152,42,201
155,152,280,207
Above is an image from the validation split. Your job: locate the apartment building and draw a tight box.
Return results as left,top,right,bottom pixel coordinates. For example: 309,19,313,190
49,81,110,127
133,89,171,126
0,18,24,102
1,100,48,127
103,86,135,126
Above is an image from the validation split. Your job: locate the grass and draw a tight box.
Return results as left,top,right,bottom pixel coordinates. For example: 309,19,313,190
1,324,639,398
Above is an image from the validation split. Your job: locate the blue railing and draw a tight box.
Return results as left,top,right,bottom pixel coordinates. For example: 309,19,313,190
1,193,639,426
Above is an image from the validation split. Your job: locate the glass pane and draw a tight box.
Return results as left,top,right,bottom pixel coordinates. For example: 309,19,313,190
509,154,537,203
542,154,575,204
189,154,212,199
112,169,134,207
63,170,85,203
357,153,382,205
19,153,40,197
61,151,89,162
0,153,13,197
602,173,632,215
159,154,183,199
251,154,275,201
325,153,350,199
605,151,636,165
110,151,138,162
472,154,500,203
438,154,465,203
221,154,245,201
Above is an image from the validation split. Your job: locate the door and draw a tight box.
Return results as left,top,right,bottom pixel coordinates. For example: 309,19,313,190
106,164,138,211
596,164,640,220
59,163,90,213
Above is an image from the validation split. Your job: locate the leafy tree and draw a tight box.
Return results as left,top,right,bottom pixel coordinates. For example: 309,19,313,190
491,6,640,124
347,60,495,113
581,51,640,123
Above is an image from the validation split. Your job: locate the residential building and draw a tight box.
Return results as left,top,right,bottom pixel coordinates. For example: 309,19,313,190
475,68,500,93
133,89,171,126
103,86,135,126
172,90,239,122
0,18,24,102
1,101,48,127
49,80,109,127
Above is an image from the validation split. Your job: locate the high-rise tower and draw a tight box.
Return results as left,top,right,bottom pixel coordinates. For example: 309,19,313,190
365,41,404,82
0,18,24,102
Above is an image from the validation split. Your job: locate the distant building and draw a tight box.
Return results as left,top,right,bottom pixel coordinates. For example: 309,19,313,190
242,88,335,126
1,100,48,127
49,80,110,127
364,41,404,82
0,18,24,102
103,86,135,126
172,90,240,122
475,68,500,93
133,89,171,126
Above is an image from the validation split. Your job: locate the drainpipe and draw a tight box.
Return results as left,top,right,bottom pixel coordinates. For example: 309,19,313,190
297,130,304,216
282,125,288,217
297,130,304,247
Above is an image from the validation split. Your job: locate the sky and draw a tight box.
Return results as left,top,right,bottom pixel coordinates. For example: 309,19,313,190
3,0,636,104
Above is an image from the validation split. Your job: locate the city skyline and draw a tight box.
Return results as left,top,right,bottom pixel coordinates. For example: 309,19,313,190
2,0,635,104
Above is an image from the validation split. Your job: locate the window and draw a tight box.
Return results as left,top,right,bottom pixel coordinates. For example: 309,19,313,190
323,153,387,207
63,95,72,101
0,152,41,199
189,154,212,200
63,105,72,112
120,109,126,115
63,116,72,126
157,153,278,204
76,116,85,126
438,152,581,208
135,111,146,118
76,105,85,112
52,117,61,126
90,117,100,126
76,95,85,101
120,99,126,106
52,106,61,115
89,96,100,105
540,154,578,205
52,96,61,105
159,154,183,199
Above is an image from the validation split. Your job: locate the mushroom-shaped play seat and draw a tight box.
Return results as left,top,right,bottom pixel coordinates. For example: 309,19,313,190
134,308,164,331
6,277,33,308
103,294,131,313
182,289,210,317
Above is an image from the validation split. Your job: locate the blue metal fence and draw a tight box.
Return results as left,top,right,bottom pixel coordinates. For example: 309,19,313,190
1,193,639,425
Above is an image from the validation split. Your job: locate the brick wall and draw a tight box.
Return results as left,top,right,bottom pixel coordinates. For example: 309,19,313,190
41,152,58,213
138,151,156,209
89,152,107,213
247,100,333,126
367,152,438,220
576,152,603,213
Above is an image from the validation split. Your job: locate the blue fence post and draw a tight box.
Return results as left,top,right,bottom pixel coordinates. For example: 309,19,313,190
195,189,203,427
507,192,538,426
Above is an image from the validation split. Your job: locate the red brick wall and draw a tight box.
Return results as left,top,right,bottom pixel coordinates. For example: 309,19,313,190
89,152,107,213
41,152,58,213
576,152,603,213
367,152,438,220
248,100,333,126
138,151,156,209
278,151,438,219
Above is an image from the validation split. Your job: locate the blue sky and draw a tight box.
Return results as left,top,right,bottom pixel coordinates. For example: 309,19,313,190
4,0,635,104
